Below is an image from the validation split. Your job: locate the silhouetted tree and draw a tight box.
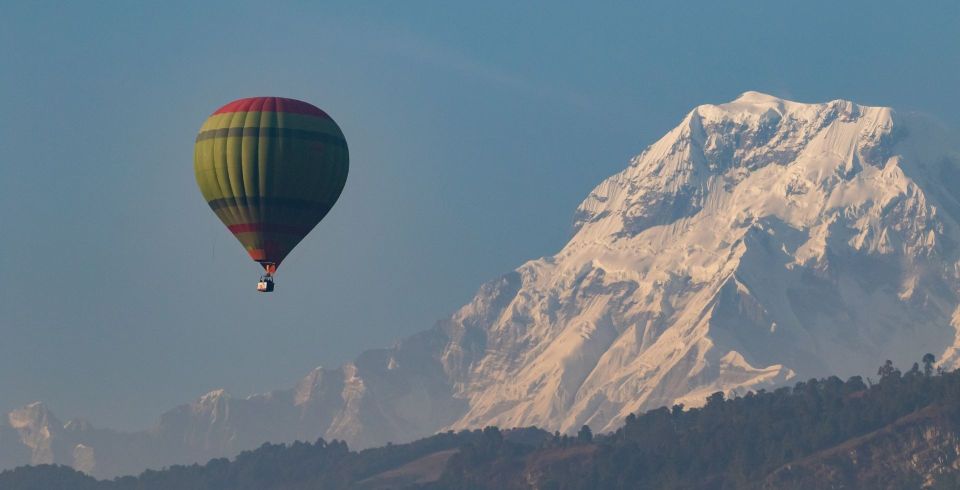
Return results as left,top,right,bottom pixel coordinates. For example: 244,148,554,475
879,359,896,378
577,425,593,443
923,353,936,376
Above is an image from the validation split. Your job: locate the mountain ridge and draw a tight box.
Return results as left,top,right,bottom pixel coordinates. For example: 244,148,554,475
5,359,960,489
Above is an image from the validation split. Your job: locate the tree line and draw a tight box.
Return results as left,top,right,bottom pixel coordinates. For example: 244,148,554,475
4,355,960,489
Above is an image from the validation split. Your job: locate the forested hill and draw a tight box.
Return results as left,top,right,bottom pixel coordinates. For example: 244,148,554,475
6,357,960,490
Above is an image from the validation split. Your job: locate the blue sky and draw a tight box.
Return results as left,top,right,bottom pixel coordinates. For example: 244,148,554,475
1,1,958,430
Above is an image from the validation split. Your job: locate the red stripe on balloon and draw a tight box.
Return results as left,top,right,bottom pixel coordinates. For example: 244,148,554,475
212,97,331,119
228,223,312,235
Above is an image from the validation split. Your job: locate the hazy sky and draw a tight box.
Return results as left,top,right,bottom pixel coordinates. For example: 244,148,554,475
2,1,959,430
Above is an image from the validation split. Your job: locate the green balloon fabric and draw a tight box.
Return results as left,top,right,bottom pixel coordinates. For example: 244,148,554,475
194,97,348,273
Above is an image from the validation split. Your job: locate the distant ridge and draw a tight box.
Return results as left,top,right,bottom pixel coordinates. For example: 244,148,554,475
4,361,960,489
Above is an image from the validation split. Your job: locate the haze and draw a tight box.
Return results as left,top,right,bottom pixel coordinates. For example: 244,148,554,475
1,1,958,430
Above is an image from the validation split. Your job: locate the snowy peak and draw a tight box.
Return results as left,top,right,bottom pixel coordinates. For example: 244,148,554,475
573,92,904,242
702,90,870,126
730,89,786,104
195,389,228,409
7,402,63,463
711,90,847,120
7,402,59,432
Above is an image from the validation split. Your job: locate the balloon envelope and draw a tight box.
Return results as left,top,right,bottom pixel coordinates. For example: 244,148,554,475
194,97,349,273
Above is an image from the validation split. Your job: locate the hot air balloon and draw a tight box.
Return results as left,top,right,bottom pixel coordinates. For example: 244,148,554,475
194,97,348,292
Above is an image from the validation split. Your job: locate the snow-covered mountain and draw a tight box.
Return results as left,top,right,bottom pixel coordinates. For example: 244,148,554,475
5,92,960,478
